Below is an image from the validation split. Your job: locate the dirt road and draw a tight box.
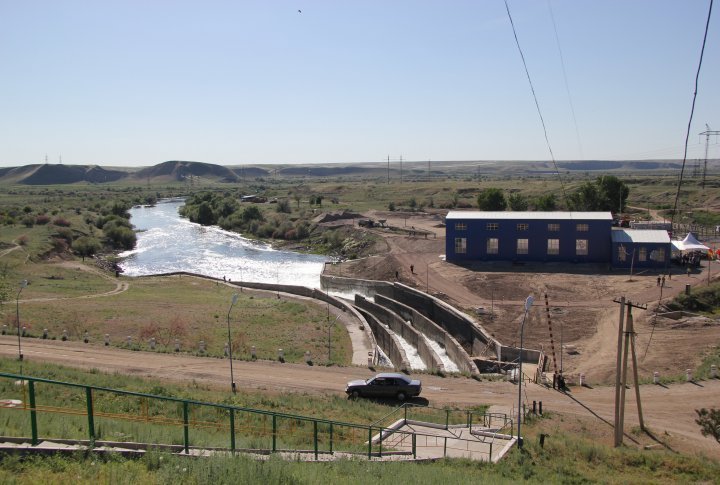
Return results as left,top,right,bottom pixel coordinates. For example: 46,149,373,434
2,337,718,458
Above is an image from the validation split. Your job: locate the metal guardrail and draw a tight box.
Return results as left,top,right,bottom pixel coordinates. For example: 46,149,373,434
0,372,510,461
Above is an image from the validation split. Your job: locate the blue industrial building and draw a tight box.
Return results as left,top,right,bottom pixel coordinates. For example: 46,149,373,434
445,211,614,264
610,229,670,268
443,211,670,271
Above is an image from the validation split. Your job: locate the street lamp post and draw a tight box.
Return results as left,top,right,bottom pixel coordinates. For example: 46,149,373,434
227,293,239,393
517,295,534,449
16,280,28,364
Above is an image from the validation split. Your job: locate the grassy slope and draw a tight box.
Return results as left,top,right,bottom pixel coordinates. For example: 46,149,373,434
0,361,718,484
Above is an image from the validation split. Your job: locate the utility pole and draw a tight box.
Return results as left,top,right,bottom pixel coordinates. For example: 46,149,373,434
613,296,625,447
399,155,403,184
387,155,390,184
543,294,559,377
613,297,647,446
699,125,719,191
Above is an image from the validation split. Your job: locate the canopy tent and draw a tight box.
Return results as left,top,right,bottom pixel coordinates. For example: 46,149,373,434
671,232,710,252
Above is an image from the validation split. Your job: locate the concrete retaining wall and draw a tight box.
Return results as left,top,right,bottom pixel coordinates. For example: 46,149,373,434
355,295,444,372
374,294,478,375
320,271,394,298
356,308,409,371
321,274,541,365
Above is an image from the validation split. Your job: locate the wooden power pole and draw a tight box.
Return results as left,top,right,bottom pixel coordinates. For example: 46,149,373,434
613,298,647,447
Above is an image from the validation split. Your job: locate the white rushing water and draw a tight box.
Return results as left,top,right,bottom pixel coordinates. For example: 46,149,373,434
385,326,426,370
119,199,329,288
423,335,460,373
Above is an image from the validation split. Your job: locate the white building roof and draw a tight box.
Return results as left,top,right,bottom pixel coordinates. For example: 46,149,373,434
446,211,613,221
611,229,670,244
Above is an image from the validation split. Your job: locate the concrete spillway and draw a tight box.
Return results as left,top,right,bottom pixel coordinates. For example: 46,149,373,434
385,325,426,370
423,335,460,373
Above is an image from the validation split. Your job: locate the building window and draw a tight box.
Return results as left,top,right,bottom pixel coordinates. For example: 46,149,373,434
639,247,647,262
455,223,466,231
548,223,560,232
486,223,499,231
517,238,528,254
487,238,499,254
454,237,467,254
576,239,588,256
618,245,627,262
576,224,589,232
651,248,665,261
547,239,559,255
516,223,529,231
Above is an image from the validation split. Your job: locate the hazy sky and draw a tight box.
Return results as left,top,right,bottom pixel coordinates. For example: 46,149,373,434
1,1,718,167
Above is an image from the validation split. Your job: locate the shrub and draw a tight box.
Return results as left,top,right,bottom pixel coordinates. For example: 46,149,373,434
53,217,71,227
35,215,51,225
22,216,34,228
17,235,29,246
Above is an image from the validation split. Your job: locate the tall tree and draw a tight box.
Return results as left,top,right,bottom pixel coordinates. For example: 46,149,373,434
477,188,507,211
597,175,630,213
534,193,557,211
508,193,529,211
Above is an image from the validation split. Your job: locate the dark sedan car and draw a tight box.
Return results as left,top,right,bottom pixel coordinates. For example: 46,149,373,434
345,373,422,401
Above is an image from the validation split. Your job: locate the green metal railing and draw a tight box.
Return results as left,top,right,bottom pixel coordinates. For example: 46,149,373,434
0,372,508,460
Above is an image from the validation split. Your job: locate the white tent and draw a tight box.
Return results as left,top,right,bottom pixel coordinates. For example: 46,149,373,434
671,232,710,252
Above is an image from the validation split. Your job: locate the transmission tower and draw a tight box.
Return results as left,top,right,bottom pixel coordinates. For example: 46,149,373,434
699,124,719,190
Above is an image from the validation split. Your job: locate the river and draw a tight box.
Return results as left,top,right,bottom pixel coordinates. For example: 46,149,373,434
118,199,328,288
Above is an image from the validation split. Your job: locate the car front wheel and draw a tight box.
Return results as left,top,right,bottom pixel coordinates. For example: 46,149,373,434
396,392,406,401
350,390,360,399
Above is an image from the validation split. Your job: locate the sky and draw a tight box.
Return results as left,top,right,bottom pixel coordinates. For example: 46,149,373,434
0,0,718,167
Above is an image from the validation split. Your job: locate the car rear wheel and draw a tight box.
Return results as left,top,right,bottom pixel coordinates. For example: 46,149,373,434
396,392,406,402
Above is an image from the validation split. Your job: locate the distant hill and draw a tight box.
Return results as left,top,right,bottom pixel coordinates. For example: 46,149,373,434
133,160,238,182
0,164,127,185
0,158,715,185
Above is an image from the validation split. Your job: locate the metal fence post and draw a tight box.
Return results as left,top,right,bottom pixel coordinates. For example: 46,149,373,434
379,426,383,457
490,442,493,462
229,409,236,453
445,409,450,430
28,380,38,446
404,404,408,422
412,433,416,459
272,414,277,452
183,401,189,454
85,387,95,447
443,436,447,457
367,427,372,458
329,423,333,453
313,421,318,460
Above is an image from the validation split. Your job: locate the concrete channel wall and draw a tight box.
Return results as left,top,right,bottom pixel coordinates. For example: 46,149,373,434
356,308,410,372
321,273,541,365
355,295,444,373
373,294,478,375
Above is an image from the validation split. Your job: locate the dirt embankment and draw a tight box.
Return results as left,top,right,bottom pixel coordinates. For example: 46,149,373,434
325,209,720,385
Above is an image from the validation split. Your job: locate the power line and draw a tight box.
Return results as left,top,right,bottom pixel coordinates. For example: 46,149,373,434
547,0,583,160
670,0,714,229
504,0,569,208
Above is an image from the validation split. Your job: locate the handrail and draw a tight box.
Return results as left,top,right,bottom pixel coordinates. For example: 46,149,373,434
0,372,511,460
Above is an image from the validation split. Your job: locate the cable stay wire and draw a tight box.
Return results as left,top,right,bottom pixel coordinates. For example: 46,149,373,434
547,0,583,161
670,0,714,230
504,0,570,209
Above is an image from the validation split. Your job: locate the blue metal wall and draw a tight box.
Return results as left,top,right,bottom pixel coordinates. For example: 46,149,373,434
610,242,670,269
446,216,612,263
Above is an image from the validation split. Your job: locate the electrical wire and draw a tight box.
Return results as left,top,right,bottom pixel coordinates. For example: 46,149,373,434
547,0,583,161
504,0,569,208
670,0,714,229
